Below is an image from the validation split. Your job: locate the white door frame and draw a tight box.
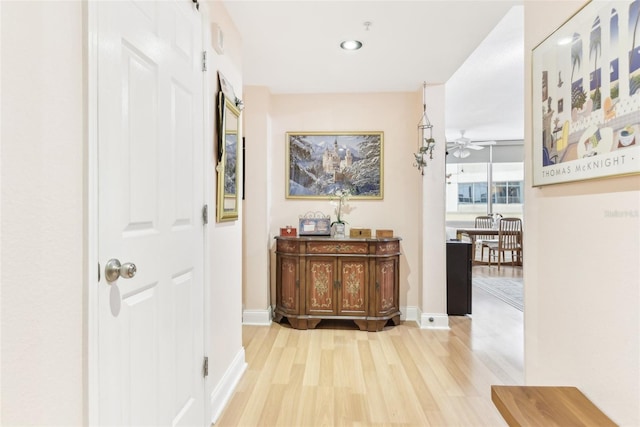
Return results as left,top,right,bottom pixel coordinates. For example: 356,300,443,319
85,1,211,424
87,1,100,422
200,4,213,421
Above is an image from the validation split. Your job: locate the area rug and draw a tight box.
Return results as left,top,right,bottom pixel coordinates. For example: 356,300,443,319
473,277,523,311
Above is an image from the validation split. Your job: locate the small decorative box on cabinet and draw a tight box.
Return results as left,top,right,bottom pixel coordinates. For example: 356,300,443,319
274,236,402,331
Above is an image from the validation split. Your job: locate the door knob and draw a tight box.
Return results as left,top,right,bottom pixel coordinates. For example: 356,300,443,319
105,258,137,283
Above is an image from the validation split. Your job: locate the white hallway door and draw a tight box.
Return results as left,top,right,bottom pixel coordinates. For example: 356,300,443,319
97,0,205,425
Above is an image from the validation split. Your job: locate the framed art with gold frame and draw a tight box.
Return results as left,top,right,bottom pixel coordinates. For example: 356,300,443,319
285,131,384,199
216,91,241,222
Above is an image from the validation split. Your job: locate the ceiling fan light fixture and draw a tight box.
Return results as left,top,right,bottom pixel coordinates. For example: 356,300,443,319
447,130,493,159
451,148,471,158
340,40,362,50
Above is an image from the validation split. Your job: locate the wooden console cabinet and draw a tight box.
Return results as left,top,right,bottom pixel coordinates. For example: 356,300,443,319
274,236,401,331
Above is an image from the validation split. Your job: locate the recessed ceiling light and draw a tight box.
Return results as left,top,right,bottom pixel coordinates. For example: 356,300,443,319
557,36,572,46
340,40,362,50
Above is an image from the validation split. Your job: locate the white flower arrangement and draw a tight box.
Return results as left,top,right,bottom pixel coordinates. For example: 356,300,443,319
329,189,351,225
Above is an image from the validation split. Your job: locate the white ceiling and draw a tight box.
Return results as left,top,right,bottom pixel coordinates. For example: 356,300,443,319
223,0,524,142
445,5,524,142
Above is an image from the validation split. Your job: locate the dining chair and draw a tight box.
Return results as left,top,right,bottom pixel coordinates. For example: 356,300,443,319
487,217,523,270
474,215,495,263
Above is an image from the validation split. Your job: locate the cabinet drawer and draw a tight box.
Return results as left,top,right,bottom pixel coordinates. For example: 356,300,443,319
376,241,400,254
307,241,368,255
277,239,299,253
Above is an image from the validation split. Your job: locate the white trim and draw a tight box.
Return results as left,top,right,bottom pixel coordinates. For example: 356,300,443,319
0,0,2,409
401,305,421,324
199,5,212,427
210,348,247,424
242,308,272,326
420,313,450,329
86,1,99,424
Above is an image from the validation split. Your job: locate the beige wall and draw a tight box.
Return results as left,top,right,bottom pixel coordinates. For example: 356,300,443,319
242,86,272,316
1,1,85,424
242,88,448,319
525,2,640,425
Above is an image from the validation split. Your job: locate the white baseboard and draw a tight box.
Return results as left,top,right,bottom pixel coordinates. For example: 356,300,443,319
241,306,448,328
242,307,272,326
419,313,450,329
401,306,421,325
210,348,248,424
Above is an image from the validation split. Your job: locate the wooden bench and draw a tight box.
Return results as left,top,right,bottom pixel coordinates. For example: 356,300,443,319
491,386,618,427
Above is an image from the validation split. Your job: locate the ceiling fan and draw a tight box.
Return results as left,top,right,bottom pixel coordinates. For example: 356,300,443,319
446,131,496,158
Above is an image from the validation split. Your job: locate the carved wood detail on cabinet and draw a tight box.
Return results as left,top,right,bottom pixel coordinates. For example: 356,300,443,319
340,260,367,314
376,259,396,313
279,257,297,311
308,259,334,312
274,236,401,331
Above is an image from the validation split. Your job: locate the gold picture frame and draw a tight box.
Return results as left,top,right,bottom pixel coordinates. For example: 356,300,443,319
216,91,241,222
285,131,384,199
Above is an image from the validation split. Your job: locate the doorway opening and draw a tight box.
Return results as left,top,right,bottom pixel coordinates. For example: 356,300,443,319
445,141,524,313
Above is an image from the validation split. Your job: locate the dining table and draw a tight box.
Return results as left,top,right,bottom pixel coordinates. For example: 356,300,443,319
455,227,522,265
453,228,496,264
455,227,498,240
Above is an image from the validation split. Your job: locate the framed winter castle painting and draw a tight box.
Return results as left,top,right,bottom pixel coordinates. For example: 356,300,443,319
532,0,640,186
286,131,384,199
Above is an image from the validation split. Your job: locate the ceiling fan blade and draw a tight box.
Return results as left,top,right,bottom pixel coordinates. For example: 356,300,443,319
466,144,484,150
474,140,497,146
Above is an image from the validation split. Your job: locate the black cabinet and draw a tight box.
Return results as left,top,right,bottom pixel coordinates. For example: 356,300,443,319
446,241,472,315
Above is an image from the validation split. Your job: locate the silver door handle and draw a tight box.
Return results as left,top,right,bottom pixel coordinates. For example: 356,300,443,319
105,258,137,283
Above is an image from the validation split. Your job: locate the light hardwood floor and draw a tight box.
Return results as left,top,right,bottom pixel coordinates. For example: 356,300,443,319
217,266,523,426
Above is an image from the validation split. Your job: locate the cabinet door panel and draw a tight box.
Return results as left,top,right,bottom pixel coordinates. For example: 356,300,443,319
279,255,299,314
338,258,368,315
376,258,398,315
306,258,336,314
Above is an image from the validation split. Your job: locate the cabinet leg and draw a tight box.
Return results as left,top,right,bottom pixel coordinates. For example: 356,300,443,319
287,317,308,330
371,320,388,331
364,316,401,331
353,319,368,331
307,319,322,329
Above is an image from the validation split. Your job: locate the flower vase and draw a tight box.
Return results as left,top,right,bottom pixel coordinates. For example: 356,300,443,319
332,223,346,238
